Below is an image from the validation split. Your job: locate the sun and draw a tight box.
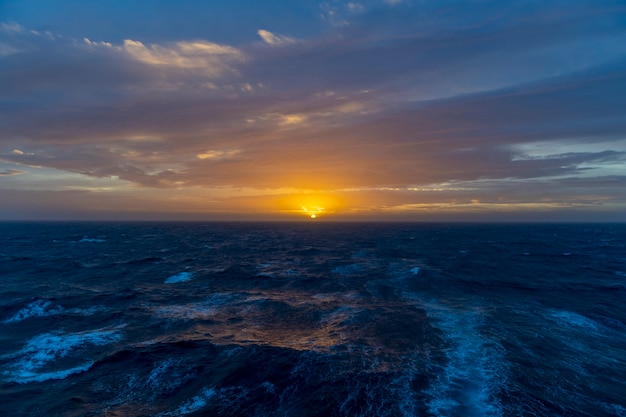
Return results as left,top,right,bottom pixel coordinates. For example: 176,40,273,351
275,193,343,219
301,205,324,219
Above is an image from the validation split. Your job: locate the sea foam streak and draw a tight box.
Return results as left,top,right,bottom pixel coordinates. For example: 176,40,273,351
422,302,505,417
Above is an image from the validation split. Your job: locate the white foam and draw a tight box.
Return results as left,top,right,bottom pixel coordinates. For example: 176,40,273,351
2,300,63,323
422,302,504,417
161,387,216,416
78,237,106,243
165,271,193,284
2,301,107,323
2,327,123,383
10,362,95,384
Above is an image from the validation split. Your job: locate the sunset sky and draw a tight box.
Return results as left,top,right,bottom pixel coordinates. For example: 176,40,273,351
1,0,626,221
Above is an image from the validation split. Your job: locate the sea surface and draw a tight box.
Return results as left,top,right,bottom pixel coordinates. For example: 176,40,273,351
1,222,625,416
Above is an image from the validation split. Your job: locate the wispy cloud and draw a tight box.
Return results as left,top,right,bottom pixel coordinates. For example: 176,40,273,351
0,169,27,176
257,29,296,46
120,39,245,75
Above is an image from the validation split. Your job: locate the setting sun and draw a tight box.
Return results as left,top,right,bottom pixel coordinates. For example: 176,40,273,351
273,193,344,219
301,205,324,218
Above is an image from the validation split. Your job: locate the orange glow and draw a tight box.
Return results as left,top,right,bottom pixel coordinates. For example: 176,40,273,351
274,193,344,219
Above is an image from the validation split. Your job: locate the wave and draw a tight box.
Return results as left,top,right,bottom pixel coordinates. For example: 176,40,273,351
548,310,599,332
1,327,123,384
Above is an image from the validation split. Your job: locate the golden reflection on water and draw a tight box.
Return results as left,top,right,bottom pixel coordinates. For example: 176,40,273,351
151,290,363,351
149,288,431,363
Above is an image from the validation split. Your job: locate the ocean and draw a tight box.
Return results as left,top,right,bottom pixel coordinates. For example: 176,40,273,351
1,222,625,416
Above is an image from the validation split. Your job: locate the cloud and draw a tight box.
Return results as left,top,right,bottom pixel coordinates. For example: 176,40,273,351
0,27,247,104
257,29,296,46
196,150,241,160
0,22,24,33
0,42,18,57
0,169,27,176
1,1,626,219
347,3,366,12
121,39,245,75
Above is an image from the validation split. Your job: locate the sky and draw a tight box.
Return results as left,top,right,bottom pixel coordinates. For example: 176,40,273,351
1,0,626,221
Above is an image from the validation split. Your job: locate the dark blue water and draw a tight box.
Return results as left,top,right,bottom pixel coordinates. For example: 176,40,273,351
1,222,625,416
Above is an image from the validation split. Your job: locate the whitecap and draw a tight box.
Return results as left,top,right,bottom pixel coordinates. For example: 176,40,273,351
2,300,63,323
2,327,123,383
2,301,107,324
77,237,106,243
10,362,95,384
165,271,193,284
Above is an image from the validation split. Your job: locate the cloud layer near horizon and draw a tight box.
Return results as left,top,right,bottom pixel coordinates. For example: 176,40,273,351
1,1,626,220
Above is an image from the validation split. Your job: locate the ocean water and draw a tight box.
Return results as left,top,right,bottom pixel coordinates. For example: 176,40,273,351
1,222,625,417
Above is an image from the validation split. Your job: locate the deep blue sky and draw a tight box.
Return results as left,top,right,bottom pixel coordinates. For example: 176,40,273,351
1,0,325,43
1,0,626,220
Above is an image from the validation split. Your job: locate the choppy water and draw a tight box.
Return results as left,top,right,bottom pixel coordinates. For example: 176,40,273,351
1,222,625,416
